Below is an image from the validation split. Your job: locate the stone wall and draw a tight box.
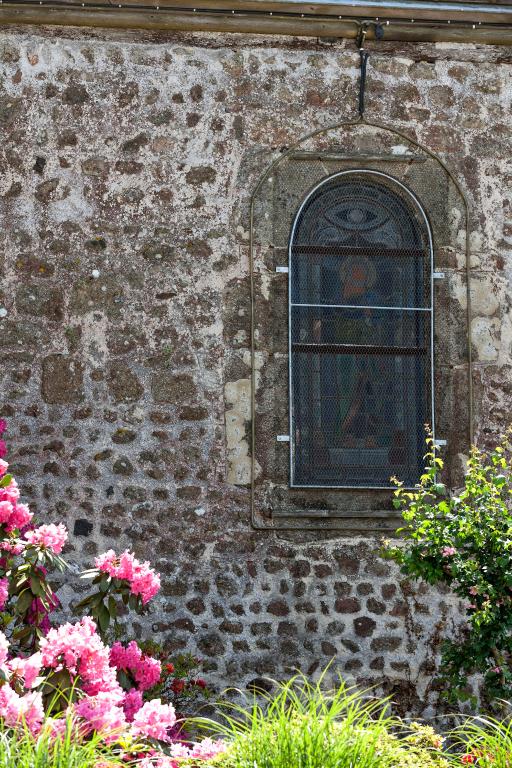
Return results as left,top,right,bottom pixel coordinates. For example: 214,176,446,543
0,24,511,715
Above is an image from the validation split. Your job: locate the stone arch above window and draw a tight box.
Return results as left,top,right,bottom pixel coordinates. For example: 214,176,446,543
248,122,471,532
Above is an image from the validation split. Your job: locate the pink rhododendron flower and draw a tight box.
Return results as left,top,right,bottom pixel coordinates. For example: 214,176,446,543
0,420,7,435
0,577,8,611
170,738,226,760
0,459,8,477
95,550,161,604
40,617,123,700
123,687,143,721
469,586,478,596
0,684,44,735
131,698,176,743
8,652,42,689
0,441,6,460
0,540,24,555
25,523,68,554
492,666,502,674
442,546,456,557
75,692,127,742
0,631,9,667
110,641,161,691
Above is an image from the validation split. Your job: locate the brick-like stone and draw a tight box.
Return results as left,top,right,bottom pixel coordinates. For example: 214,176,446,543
41,355,84,404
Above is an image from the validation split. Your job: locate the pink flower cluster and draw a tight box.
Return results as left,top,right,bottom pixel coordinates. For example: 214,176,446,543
40,617,122,698
0,576,9,610
110,640,161,691
442,546,457,557
25,523,68,554
138,739,227,767
95,550,161,604
0,631,43,735
0,474,32,533
131,698,177,743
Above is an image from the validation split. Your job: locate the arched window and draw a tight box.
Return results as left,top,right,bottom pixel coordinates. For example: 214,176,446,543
289,170,434,489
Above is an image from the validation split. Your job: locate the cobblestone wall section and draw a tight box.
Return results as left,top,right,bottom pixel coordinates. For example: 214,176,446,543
0,26,511,714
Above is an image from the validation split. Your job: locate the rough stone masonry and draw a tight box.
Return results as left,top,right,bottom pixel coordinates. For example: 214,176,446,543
0,22,511,715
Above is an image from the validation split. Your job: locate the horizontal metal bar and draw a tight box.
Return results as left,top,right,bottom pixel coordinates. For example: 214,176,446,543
292,245,426,258
273,507,402,517
290,152,427,163
275,266,289,273
292,342,427,355
291,302,432,311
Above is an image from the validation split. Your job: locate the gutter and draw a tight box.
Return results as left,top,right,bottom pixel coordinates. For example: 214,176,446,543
0,0,512,43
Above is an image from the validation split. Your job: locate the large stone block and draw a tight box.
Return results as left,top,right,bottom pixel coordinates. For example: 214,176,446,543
41,355,84,404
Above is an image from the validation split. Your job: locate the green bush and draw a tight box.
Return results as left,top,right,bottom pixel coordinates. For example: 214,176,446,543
194,673,449,768
383,430,512,705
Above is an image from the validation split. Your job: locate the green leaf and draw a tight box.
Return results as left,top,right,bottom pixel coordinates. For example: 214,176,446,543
98,603,110,633
15,590,34,615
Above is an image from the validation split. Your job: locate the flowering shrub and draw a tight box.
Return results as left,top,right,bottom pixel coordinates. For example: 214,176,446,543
384,429,512,704
0,422,224,765
142,648,212,714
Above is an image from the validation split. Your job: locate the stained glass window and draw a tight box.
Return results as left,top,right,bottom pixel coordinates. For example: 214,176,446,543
289,171,433,488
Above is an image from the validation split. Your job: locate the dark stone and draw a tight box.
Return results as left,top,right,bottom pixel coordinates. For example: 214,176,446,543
63,84,89,104
33,156,46,174
186,598,205,615
290,560,310,577
334,597,361,613
250,623,271,636
334,582,352,597
41,355,84,404
122,133,148,152
35,178,59,203
215,574,238,597
247,678,273,694
185,166,216,186
321,641,337,656
197,633,225,657
267,599,290,617
219,620,243,634
73,518,93,537
115,161,143,174
152,373,197,404
112,457,134,476
371,636,402,652
107,364,143,403
333,554,360,575
112,428,136,444
354,616,377,637
381,584,396,600
190,84,203,101
179,406,208,421
367,598,386,615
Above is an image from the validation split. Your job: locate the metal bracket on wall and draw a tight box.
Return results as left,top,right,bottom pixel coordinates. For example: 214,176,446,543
276,435,290,442
275,266,289,273
433,271,445,279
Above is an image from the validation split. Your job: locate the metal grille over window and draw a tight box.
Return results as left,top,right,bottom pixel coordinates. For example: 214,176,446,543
289,171,433,489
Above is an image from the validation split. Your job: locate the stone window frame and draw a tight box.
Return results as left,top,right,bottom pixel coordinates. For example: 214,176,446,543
248,120,473,533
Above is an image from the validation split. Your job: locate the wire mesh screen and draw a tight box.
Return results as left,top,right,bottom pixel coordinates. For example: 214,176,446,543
250,122,470,527
289,171,432,488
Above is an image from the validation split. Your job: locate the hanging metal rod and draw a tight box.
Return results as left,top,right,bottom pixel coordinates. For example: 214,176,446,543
1,0,512,43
